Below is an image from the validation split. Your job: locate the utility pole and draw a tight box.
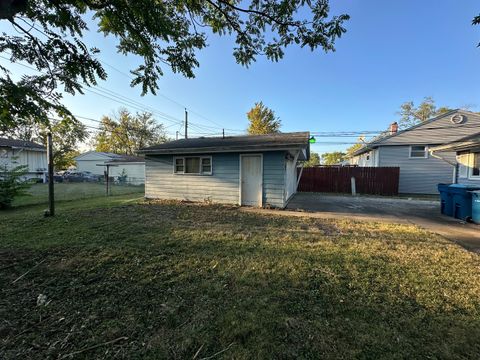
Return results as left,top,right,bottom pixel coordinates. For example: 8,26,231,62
184,108,188,139
47,132,55,216
222,129,225,138
176,131,179,140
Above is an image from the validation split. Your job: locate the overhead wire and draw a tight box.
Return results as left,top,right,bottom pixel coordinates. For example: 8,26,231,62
0,53,243,136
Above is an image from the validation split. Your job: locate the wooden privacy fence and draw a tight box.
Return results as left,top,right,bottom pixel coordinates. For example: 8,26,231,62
298,166,400,196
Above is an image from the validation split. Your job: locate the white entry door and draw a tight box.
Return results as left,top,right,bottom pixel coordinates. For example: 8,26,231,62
240,155,263,206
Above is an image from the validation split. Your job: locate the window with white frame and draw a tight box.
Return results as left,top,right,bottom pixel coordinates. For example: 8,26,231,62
457,153,469,178
472,153,480,177
174,156,212,175
409,145,427,158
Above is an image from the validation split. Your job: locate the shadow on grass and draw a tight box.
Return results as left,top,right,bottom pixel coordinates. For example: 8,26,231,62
1,201,480,359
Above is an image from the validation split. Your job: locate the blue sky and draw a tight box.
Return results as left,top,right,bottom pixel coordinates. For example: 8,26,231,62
3,1,480,154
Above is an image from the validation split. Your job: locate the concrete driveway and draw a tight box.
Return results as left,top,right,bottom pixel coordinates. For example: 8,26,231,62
277,193,480,252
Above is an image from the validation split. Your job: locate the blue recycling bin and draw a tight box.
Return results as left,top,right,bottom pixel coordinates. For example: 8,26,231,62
449,184,480,221
472,191,480,224
437,183,453,216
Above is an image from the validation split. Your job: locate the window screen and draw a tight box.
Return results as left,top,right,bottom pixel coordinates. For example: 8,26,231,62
201,158,212,174
410,146,427,158
175,158,184,173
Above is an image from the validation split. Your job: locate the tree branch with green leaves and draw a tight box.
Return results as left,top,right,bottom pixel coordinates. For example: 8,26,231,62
0,0,349,131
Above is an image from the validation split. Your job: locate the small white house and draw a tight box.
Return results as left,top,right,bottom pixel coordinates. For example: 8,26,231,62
0,138,47,181
75,151,145,185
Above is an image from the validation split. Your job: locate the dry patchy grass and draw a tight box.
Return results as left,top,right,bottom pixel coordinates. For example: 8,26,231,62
1,197,480,359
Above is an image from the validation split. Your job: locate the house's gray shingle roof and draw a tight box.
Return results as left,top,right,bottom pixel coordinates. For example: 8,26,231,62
352,109,480,156
105,155,145,163
139,132,310,154
430,131,480,152
0,138,45,150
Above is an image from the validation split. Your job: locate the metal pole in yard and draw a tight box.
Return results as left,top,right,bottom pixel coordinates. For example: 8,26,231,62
106,165,110,196
185,108,188,139
47,132,55,216
351,176,357,196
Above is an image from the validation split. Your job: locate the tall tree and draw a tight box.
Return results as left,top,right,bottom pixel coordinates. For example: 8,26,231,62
94,109,167,155
321,151,346,165
397,97,452,129
247,102,281,135
345,140,365,158
0,117,87,170
0,1,349,130
303,151,320,167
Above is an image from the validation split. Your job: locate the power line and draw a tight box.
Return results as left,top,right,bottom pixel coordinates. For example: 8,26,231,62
97,58,236,131
0,54,243,135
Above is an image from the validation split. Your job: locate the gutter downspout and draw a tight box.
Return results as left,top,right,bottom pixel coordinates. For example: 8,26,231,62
429,149,458,184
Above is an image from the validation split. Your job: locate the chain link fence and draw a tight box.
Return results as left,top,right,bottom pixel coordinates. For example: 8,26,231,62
12,176,145,208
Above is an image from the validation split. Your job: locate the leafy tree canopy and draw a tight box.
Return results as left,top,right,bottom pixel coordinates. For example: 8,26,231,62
303,151,320,167
345,141,364,158
247,102,281,135
321,151,345,165
397,97,452,129
0,0,350,130
94,108,167,155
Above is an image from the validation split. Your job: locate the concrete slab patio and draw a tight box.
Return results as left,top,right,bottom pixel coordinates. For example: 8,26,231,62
244,193,480,253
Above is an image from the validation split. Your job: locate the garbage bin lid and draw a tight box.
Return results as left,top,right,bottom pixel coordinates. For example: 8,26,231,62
449,184,480,190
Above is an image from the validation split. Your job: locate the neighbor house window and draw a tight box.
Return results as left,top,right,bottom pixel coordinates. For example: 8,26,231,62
410,145,427,158
175,158,184,173
185,157,200,173
174,156,212,175
201,158,212,174
457,153,469,178
472,153,480,177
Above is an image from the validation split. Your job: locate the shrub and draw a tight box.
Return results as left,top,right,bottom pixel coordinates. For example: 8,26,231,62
0,164,32,209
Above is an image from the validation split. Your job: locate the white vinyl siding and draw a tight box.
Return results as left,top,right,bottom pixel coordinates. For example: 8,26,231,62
456,152,480,183
0,147,47,180
352,149,377,167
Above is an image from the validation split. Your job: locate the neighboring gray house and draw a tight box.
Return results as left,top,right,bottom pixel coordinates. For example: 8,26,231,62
430,132,480,186
139,132,310,208
350,110,480,194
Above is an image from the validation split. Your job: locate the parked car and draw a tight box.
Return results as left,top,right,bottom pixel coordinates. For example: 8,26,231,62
63,171,100,182
45,172,64,183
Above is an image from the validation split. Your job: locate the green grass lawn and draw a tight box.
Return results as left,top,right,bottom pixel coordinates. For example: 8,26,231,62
1,195,480,359
13,182,145,207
